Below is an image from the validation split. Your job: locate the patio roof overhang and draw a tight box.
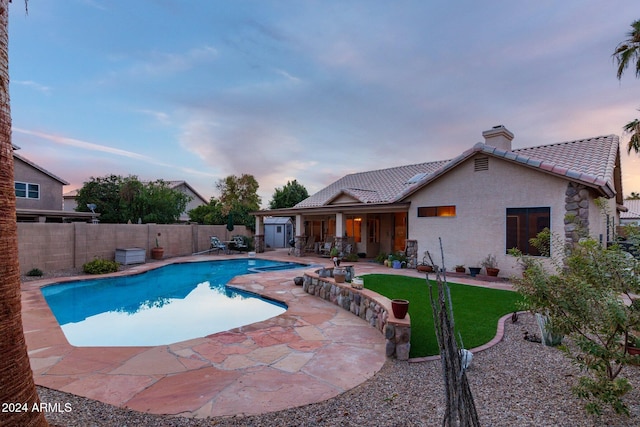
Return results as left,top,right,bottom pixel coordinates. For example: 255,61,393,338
252,202,411,218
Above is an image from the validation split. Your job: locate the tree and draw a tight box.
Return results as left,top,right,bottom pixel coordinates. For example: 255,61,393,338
216,174,261,229
511,223,640,416
188,198,225,224
613,19,640,80
614,19,640,154
75,175,191,223
269,179,309,209
0,0,49,425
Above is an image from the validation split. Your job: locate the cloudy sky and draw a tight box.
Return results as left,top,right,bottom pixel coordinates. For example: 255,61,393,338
8,1,640,206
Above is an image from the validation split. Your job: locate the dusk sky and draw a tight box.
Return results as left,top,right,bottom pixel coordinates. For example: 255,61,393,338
8,1,640,206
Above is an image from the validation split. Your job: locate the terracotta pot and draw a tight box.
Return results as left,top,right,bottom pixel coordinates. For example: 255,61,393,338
391,299,409,319
455,267,466,273
628,346,640,356
486,267,500,277
417,264,433,273
151,247,164,260
333,267,346,283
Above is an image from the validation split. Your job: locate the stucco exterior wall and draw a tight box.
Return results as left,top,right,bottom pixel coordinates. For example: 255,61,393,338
406,154,604,277
14,157,65,210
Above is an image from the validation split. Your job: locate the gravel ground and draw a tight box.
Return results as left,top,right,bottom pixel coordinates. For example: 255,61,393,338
37,312,639,427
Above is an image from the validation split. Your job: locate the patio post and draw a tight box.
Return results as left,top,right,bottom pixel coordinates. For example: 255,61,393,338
294,214,305,257
334,212,346,253
254,216,265,253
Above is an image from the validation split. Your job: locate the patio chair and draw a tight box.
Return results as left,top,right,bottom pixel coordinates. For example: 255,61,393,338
319,241,333,257
210,236,227,254
304,236,316,252
230,235,248,253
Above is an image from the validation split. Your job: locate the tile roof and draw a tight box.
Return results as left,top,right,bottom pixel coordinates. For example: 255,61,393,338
295,160,450,207
295,134,621,208
622,199,640,219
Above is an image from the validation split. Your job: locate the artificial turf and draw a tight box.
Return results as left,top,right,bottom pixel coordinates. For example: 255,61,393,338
363,273,521,358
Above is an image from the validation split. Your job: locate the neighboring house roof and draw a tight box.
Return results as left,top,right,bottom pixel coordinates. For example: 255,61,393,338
152,180,208,205
264,217,293,225
294,134,621,209
65,181,208,205
622,199,640,219
13,151,69,185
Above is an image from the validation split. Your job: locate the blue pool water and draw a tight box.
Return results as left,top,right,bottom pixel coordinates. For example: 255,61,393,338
42,259,305,347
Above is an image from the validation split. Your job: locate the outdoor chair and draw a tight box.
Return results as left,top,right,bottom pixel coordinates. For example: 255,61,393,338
230,235,248,253
304,236,316,252
210,236,227,254
319,241,333,257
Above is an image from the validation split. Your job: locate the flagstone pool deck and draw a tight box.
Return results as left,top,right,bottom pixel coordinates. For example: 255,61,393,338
21,251,513,419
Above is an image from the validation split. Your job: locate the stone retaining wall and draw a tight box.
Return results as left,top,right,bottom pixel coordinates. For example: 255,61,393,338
302,268,411,360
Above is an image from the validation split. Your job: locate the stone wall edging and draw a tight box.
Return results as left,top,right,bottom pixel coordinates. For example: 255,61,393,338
302,268,411,360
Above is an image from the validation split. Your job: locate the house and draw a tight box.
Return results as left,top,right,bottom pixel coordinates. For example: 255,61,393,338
264,217,294,248
13,145,96,222
621,199,640,225
252,126,624,276
64,180,207,222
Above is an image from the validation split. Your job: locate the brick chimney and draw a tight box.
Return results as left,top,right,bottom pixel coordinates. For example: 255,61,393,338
482,125,514,151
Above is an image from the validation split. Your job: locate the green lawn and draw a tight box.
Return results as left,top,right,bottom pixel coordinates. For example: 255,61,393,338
363,274,521,358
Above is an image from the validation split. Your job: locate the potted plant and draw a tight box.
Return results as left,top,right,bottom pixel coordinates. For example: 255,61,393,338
351,276,364,289
454,265,465,273
627,332,640,356
330,247,341,266
481,254,499,276
468,266,481,277
151,232,164,260
417,251,434,272
391,299,409,319
333,266,346,283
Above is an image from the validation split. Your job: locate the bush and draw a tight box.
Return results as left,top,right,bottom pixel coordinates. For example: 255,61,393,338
511,220,640,416
374,252,388,264
83,258,120,275
26,268,43,277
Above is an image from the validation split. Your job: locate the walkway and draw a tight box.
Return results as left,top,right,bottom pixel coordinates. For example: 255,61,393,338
21,250,513,418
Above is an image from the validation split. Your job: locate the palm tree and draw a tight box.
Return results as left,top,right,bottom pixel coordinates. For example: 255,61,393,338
614,19,640,154
614,19,640,79
0,1,49,426
622,115,640,154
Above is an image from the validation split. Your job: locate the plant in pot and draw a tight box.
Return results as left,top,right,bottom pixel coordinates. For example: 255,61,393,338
481,254,499,276
151,232,164,260
468,265,481,277
454,264,465,273
627,332,640,356
330,247,341,266
416,251,434,273
391,299,409,319
391,251,407,269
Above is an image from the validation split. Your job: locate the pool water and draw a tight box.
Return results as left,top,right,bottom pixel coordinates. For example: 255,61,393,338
41,259,304,347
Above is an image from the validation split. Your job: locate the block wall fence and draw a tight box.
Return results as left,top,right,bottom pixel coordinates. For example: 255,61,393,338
17,223,248,275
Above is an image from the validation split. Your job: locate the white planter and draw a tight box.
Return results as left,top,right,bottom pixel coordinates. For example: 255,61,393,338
351,277,364,289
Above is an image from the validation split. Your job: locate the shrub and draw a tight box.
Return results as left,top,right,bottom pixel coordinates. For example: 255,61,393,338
26,268,43,277
374,252,388,264
511,219,640,416
83,258,119,275
344,252,359,262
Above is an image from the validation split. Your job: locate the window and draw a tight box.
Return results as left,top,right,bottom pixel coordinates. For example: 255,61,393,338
276,225,282,233
15,182,40,199
506,207,550,256
346,216,362,242
417,205,456,217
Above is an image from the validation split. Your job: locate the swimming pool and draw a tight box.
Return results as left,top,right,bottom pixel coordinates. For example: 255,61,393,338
41,259,306,347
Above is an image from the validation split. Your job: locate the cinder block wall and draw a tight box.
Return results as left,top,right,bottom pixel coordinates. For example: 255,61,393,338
17,223,248,274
